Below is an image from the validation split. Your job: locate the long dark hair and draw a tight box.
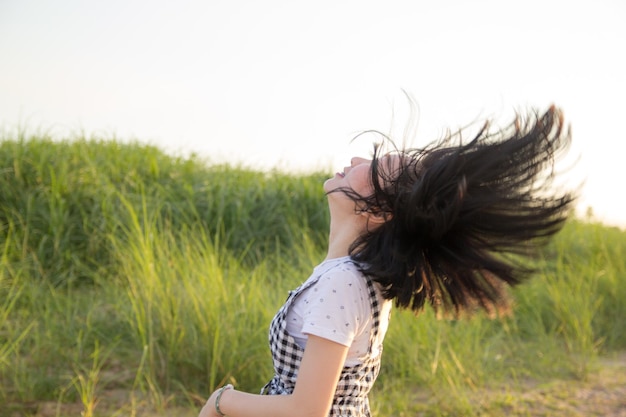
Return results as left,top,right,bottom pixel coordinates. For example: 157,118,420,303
343,105,576,317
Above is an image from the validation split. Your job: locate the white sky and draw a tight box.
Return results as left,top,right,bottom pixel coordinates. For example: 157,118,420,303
1,0,625,227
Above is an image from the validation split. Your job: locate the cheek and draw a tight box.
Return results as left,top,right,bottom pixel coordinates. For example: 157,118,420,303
323,166,373,195
348,174,373,196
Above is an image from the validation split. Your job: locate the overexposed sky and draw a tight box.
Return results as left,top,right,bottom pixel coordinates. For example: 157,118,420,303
1,0,625,227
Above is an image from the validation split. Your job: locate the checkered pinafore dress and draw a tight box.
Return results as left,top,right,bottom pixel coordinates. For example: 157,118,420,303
261,259,383,417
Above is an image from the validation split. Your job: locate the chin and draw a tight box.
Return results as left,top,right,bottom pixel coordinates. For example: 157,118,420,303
323,178,335,193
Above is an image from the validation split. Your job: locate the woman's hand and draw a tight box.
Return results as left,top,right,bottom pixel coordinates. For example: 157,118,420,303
198,387,228,417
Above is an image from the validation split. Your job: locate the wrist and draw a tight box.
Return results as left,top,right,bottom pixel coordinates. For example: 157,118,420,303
214,384,233,417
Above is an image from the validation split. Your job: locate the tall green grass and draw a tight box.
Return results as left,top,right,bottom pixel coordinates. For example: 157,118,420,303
1,135,625,416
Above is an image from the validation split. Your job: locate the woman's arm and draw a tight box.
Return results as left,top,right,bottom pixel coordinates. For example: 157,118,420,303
199,334,349,417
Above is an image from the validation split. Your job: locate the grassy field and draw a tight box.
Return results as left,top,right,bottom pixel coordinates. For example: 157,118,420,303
1,135,625,416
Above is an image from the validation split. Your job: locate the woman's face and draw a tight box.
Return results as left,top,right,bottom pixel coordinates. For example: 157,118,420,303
324,154,401,197
323,156,373,196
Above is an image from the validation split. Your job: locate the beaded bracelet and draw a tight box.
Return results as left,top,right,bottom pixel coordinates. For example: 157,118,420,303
215,383,233,417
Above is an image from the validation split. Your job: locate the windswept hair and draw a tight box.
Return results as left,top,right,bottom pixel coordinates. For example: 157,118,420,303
343,106,576,317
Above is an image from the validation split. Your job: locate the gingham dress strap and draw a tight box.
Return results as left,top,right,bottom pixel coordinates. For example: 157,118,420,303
330,273,382,417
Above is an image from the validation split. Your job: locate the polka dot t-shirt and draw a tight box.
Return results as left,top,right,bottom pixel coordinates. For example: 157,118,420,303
286,256,391,366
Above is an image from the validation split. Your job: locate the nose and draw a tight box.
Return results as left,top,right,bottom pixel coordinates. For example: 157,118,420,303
351,157,369,166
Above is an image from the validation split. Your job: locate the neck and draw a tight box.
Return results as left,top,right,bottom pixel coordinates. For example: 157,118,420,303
325,217,363,261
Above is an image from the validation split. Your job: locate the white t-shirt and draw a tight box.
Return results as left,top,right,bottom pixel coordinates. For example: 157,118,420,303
285,256,392,366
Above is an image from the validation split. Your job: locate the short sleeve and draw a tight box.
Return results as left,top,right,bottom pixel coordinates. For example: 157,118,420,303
299,267,370,347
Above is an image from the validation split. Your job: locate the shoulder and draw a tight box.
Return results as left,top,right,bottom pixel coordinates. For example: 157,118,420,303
309,260,372,324
299,259,372,346
314,259,369,294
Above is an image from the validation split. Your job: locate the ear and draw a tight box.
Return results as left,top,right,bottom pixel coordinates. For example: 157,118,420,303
361,209,392,226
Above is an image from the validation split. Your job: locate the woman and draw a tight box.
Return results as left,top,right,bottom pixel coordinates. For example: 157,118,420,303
199,105,575,417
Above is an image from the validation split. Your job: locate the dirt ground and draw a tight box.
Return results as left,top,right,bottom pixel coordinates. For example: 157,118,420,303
8,353,626,417
470,352,626,417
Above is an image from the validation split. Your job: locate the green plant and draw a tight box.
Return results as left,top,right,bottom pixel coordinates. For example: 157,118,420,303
1,135,624,415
